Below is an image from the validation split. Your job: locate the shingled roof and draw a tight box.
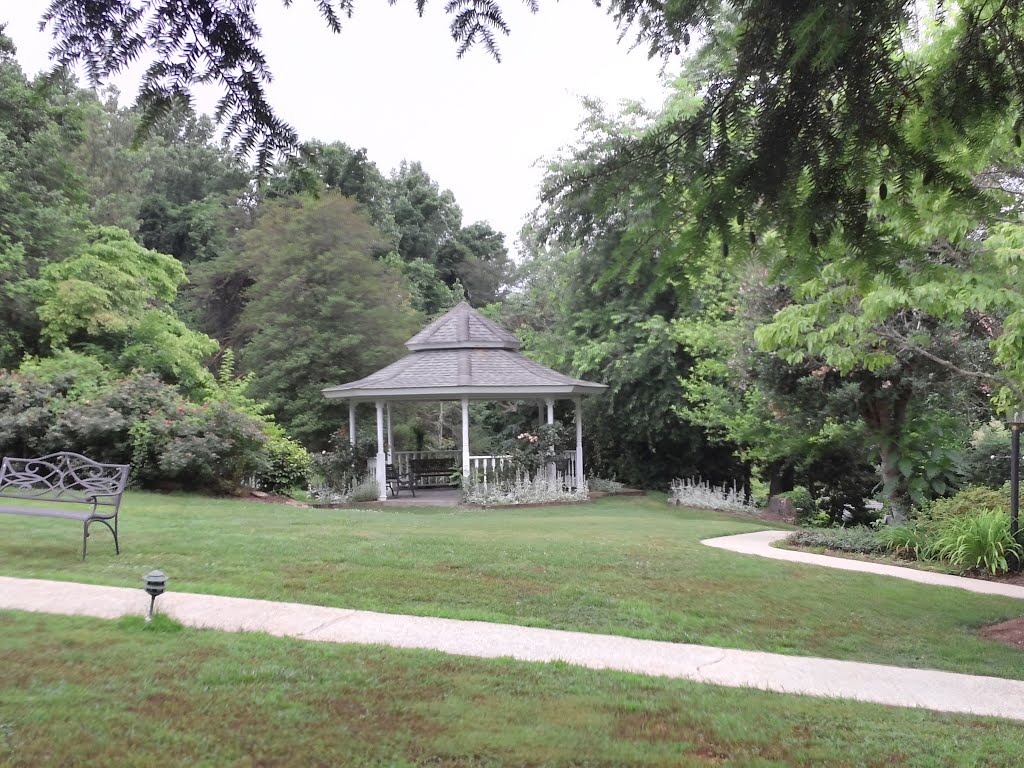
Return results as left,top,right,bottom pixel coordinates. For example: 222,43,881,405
322,302,606,401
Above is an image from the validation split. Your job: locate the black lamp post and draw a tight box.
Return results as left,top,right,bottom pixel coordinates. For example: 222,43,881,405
1008,411,1023,545
143,570,167,622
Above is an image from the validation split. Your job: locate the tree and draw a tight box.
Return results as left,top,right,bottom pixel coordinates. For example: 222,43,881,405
451,221,512,306
388,161,463,268
34,226,219,395
35,1,1024,211
265,140,394,237
233,193,422,447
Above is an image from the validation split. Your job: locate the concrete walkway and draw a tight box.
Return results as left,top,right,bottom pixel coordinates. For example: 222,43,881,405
3,575,1024,721
703,530,1024,600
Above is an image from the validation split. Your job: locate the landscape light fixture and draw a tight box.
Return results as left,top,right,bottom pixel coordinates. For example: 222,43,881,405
1007,411,1024,544
143,569,167,622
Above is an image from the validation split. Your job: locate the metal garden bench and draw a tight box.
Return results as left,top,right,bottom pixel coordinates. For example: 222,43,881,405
0,452,130,559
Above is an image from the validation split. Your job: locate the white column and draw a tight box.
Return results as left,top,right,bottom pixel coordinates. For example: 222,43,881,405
545,398,556,484
575,397,584,491
375,400,387,501
537,401,544,428
386,403,394,460
348,402,356,446
461,398,471,477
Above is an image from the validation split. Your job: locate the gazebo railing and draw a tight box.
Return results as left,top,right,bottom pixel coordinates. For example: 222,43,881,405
369,449,578,489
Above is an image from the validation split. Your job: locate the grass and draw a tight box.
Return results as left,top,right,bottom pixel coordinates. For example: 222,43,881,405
2,610,1023,767
1,492,1023,679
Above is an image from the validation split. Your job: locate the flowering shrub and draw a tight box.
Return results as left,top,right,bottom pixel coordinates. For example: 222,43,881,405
462,470,589,506
668,477,757,514
505,423,571,475
0,368,286,493
309,435,377,492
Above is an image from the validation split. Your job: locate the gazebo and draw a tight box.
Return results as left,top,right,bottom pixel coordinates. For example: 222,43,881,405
321,302,607,501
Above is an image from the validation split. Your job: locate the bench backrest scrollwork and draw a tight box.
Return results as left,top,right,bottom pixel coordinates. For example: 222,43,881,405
0,452,130,507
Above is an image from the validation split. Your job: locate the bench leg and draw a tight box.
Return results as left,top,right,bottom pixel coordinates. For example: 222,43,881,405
83,518,120,560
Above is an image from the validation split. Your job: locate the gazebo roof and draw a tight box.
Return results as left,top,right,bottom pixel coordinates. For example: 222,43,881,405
322,302,607,402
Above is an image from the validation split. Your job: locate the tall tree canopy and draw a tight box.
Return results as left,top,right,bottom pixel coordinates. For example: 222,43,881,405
233,193,422,447
33,1,1024,192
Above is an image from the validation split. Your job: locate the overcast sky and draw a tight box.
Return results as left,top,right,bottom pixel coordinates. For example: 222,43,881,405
3,2,670,255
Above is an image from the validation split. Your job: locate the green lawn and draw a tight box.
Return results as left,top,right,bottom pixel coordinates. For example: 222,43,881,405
1,492,1022,678
1,610,1022,768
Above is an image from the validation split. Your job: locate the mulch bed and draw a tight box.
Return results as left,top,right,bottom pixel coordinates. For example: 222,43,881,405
980,618,1024,649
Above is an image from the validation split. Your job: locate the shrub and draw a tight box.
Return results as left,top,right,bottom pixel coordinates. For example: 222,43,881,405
961,423,1012,489
252,432,311,492
463,471,589,506
926,485,1008,525
931,509,1022,575
348,476,381,502
787,527,888,555
589,476,626,493
668,478,756,514
309,435,377,492
774,486,815,522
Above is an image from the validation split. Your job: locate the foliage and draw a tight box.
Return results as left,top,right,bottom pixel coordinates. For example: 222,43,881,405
773,486,814,521
668,478,756,515
348,476,381,503
0,367,277,493
588,476,626,494
33,225,220,396
507,234,740,491
961,423,1014,490
931,510,1023,575
308,436,378,494
787,528,888,556
231,194,422,447
876,524,933,561
251,433,311,492
462,471,589,506
926,485,1009,525
503,422,570,475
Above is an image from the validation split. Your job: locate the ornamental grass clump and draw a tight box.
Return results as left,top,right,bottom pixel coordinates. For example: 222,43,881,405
462,471,588,506
668,478,756,514
876,524,934,560
931,509,1022,575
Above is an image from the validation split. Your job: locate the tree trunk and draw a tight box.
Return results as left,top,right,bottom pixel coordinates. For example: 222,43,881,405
768,461,795,496
860,383,913,521
877,436,910,521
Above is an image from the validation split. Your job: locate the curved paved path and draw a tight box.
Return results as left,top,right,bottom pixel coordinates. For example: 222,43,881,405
703,529,1024,600
3,574,1024,721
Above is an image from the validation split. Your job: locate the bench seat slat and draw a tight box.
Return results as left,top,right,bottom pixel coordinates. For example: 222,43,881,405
0,505,95,520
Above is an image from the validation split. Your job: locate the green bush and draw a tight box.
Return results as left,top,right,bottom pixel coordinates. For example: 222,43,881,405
787,528,888,555
774,486,816,524
253,432,311,492
348,476,381,502
961,424,1012,489
926,485,1008,524
309,434,377,492
931,509,1022,575
0,368,291,494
